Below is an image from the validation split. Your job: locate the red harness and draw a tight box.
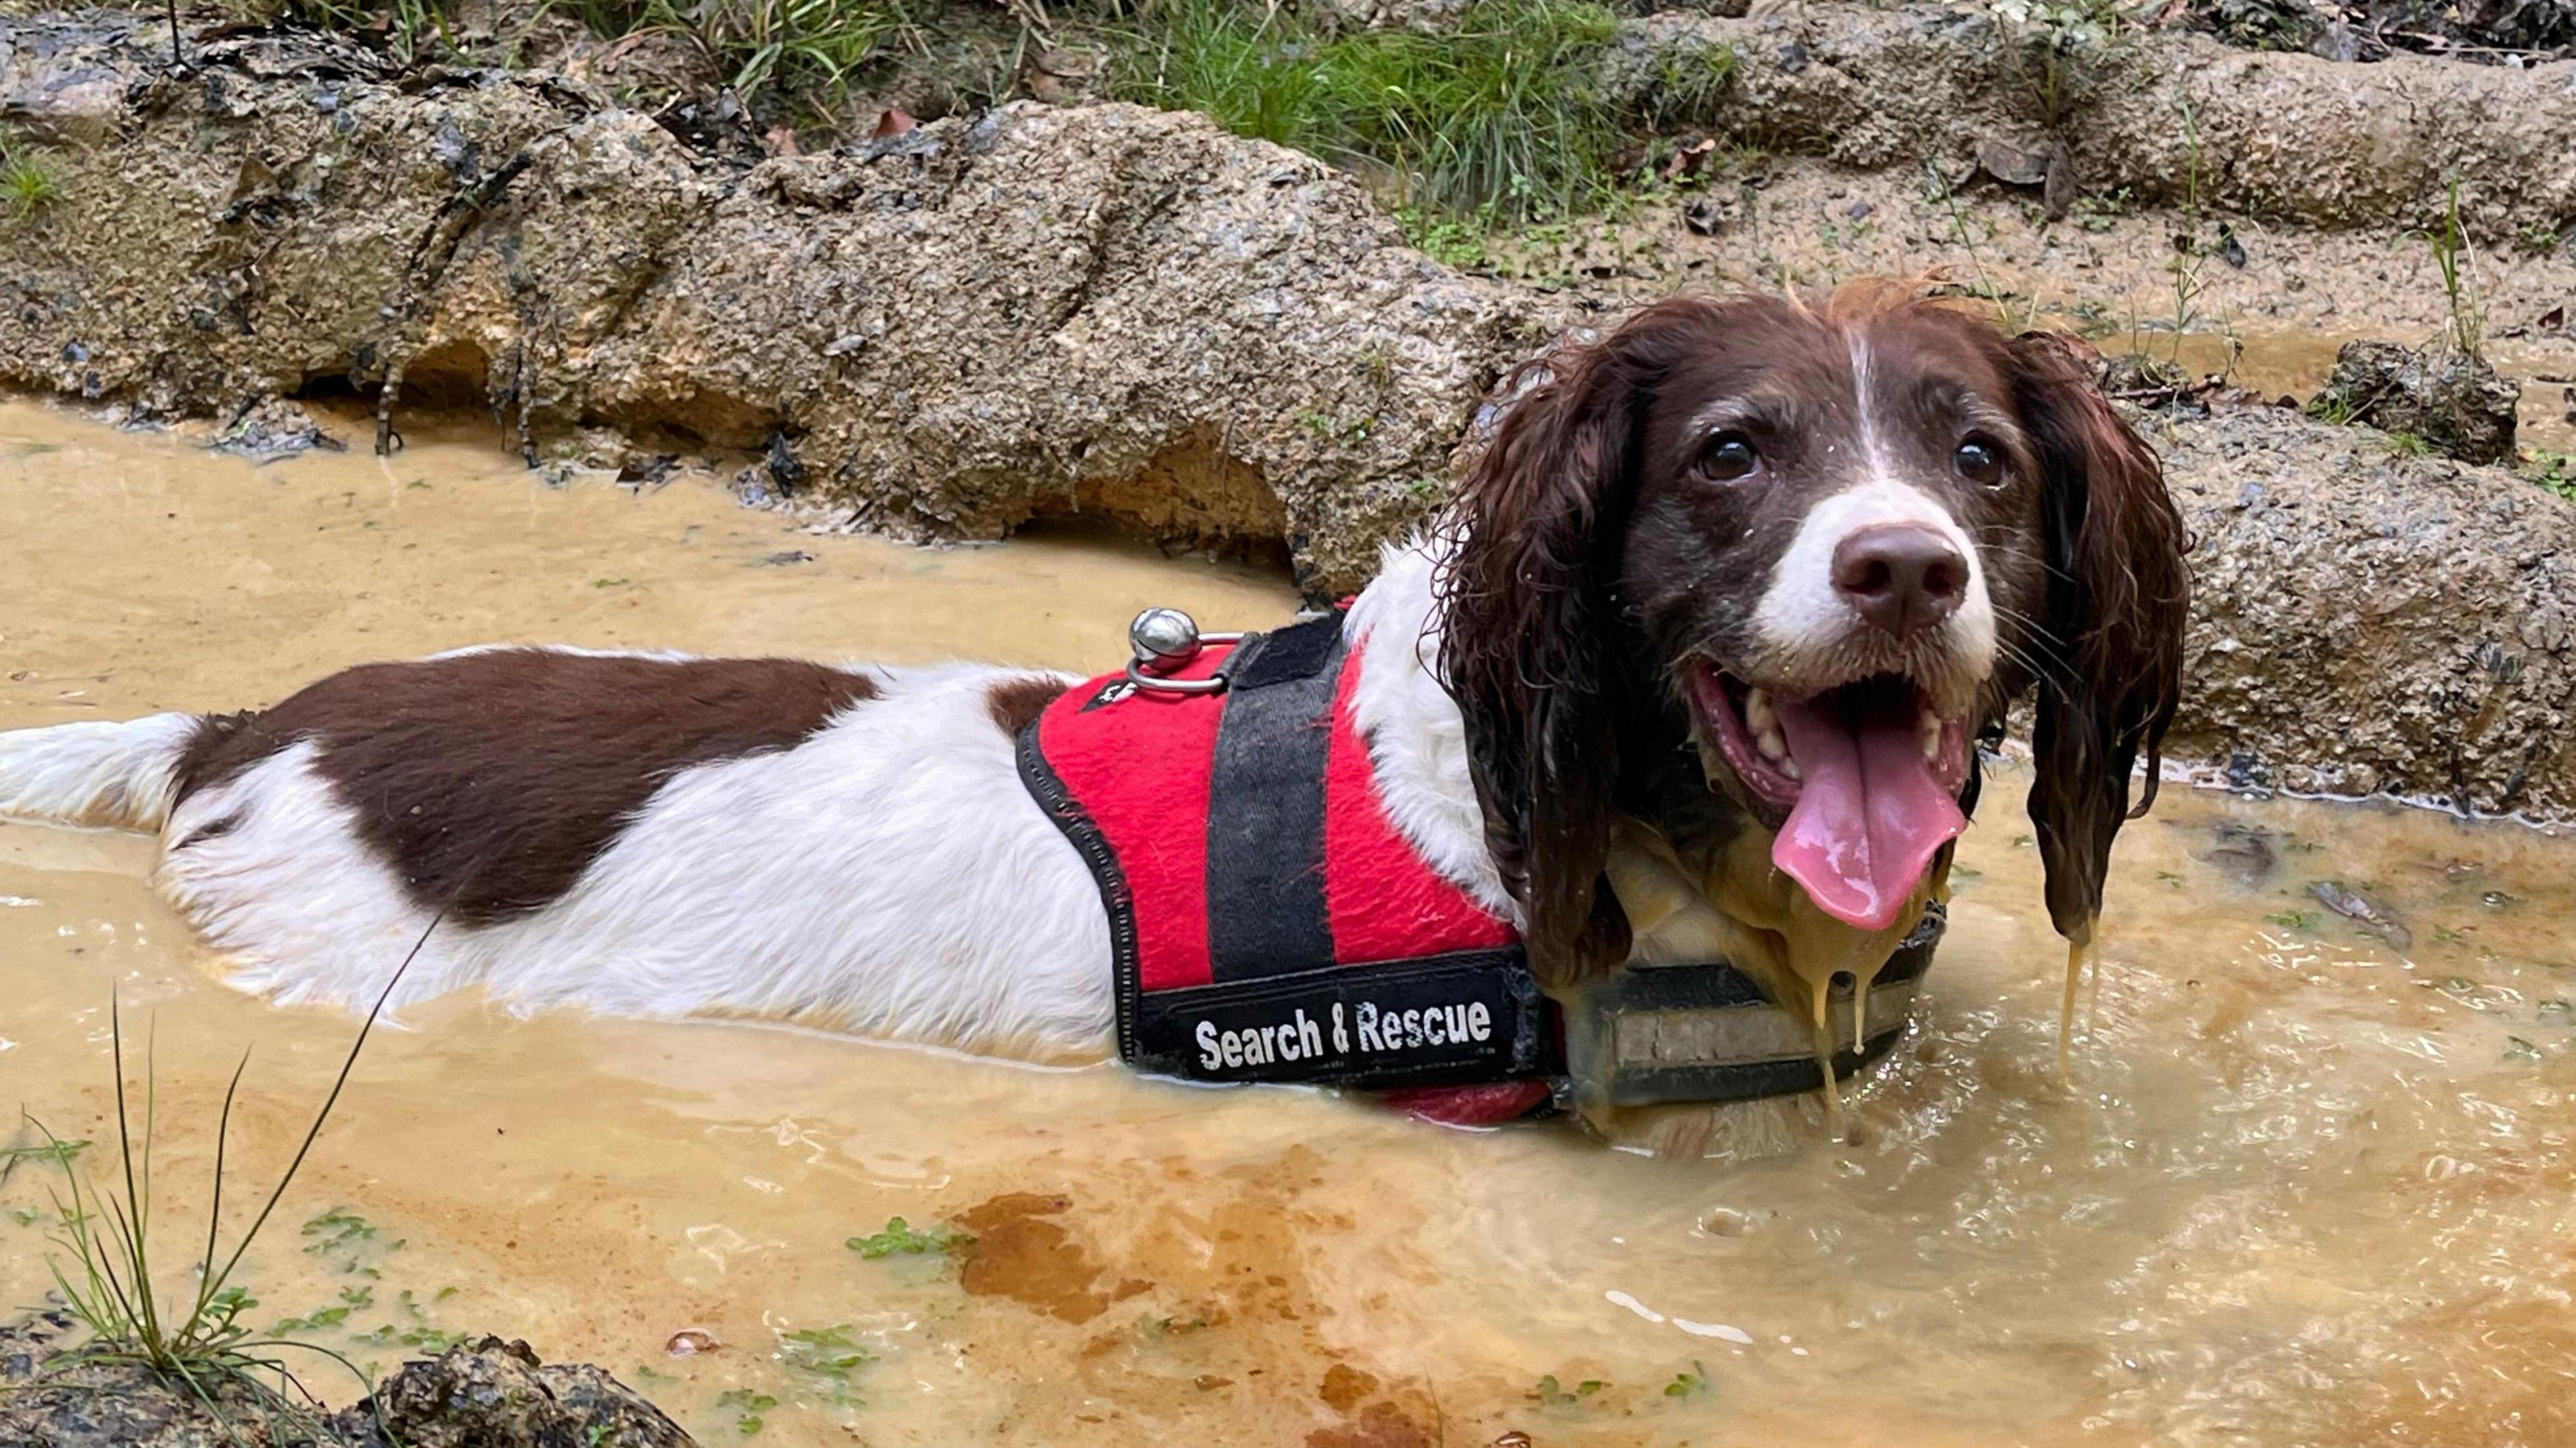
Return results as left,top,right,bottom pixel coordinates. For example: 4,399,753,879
1015,613,1556,1123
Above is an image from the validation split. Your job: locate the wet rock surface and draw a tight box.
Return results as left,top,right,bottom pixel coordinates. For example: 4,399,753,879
1608,4,2576,240
0,13,1556,594
0,1313,694,1447
2160,404,2576,818
2187,0,2576,62
5,10,2576,818
2308,339,2522,464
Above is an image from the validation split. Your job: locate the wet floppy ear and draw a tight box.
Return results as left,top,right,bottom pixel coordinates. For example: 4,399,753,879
2007,332,2192,945
1436,310,1701,987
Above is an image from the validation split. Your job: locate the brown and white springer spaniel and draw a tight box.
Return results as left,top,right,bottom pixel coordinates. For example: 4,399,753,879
0,287,2188,1076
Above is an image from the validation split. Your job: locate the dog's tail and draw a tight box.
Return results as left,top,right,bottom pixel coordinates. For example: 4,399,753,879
0,713,203,832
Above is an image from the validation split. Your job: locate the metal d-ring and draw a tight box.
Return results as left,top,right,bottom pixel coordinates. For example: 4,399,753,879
1124,606,1243,695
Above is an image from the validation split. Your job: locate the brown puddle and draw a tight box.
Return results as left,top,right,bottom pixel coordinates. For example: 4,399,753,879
3,397,2575,1447
2092,326,2576,452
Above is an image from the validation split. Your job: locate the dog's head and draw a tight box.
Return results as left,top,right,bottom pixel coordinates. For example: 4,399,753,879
1438,286,2189,983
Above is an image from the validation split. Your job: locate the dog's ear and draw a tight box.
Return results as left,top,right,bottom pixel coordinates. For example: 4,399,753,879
1436,302,1714,986
2007,333,2192,946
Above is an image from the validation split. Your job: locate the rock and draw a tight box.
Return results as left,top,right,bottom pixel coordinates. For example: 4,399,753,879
211,398,347,459
327,1337,694,1448
2160,405,2576,820
2308,878,2413,950
0,1315,693,1448
1605,7,2576,240
2307,340,2522,465
1976,135,2051,187
4,11,2575,822
1682,192,1736,234
0,13,1556,596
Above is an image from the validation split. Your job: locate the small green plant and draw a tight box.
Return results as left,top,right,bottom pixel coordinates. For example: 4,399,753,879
2265,909,2319,932
1,146,66,225
845,1214,970,1258
1662,1359,1712,1398
2381,430,2435,459
2504,1036,2542,1062
714,1387,780,1435
275,0,462,65
1294,408,1376,446
1924,160,2031,331
2518,447,2575,502
777,1323,870,1406
25,914,439,1439
1533,1373,1607,1406
1401,209,1492,270
0,1135,91,1174
2165,93,2208,364
2069,186,2134,233
2425,179,2488,359
1990,0,2130,126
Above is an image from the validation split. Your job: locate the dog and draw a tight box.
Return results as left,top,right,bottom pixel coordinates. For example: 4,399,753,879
0,286,2188,1119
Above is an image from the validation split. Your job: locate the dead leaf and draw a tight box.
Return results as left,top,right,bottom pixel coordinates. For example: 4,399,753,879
1661,136,1717,182
873,107,917,139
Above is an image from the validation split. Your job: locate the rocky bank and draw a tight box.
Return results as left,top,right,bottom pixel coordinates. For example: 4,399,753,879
0,1310,695,1447
3,9,2573,820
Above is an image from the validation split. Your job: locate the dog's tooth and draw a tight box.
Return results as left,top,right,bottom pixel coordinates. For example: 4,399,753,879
1780,756,1801,781
1919,709,1943,763
1745,687,1776,736
1756,724,1788,763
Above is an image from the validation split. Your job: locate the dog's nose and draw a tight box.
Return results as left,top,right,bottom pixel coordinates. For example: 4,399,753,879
1832,524,1967,636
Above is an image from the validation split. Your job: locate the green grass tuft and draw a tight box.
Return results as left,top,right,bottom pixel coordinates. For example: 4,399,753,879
2426,177,2487,360
1,147,65,225
21,911,443,1443
557,0,922,103
1104,0,1654,228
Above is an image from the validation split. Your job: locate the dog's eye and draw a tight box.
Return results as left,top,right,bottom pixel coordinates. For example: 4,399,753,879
1953,437,2004,486
1698,432,1760,483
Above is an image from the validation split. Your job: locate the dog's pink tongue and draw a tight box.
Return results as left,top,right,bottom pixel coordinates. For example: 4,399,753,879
1770,695,1966,931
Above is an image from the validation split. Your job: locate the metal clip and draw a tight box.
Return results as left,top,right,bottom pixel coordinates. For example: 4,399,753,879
1124,607,1242,695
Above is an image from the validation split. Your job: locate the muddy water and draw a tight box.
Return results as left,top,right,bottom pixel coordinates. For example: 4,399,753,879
3,398,2573,1448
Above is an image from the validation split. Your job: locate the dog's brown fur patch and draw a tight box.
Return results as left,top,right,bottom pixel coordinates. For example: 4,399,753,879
174,650,879,924
985,674,1071,736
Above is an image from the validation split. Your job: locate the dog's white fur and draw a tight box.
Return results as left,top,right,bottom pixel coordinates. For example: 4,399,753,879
1752,336,1998,719
0,545,1519,1060
0,504,1969,1057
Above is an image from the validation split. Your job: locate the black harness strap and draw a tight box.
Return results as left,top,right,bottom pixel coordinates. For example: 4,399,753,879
1203,615,1344,983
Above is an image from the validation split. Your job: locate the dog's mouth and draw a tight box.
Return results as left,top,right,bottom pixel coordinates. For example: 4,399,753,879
1686,661,1971,932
